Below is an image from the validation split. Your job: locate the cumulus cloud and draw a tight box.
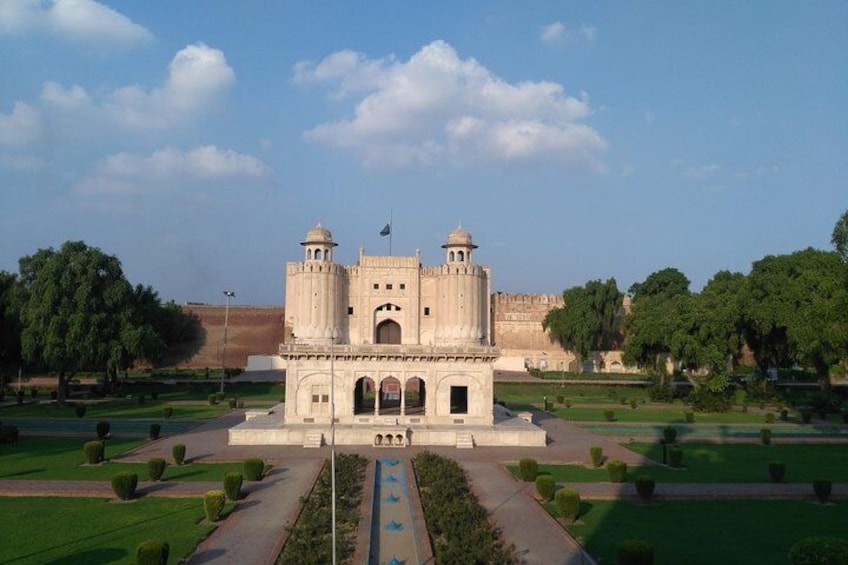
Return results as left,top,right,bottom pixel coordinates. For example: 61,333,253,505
0,102,43,145
295,40,606,170
74,145,270,196
682,163,720,180
539,21,596,45
0,0,153,46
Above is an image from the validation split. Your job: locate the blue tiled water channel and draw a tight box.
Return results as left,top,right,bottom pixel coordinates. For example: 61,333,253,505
369,458,419,565
584,424,847,437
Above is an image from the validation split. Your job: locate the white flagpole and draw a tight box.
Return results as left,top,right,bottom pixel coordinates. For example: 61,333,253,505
389,209,393,256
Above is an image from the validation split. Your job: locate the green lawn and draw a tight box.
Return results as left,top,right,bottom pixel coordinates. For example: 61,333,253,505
508,443,848,483
553,406,768,423
3,401,231,419
0,496,225,564
547,499,848,564
0,437,247,481
495,383,651,405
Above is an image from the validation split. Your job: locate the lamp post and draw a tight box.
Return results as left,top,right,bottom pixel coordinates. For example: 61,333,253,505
221,290,235,394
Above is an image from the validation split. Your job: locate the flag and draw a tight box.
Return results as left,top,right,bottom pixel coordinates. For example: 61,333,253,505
380,223,391,236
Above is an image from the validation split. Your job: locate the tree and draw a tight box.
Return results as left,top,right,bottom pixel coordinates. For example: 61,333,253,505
0,271,24,381
543,279,623,372
743,248,848,390
832,209,848,261
628,267,690,300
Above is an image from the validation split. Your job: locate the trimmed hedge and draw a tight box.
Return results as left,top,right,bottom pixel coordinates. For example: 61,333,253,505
590,446,604,468
813,479,832,504
149,423,161,440
555,488,580,523
172,443,186,466
635,476,655,501
769,461,787,483
616,539,655,565
608,460,628,483
244,458,265,481
96,421,110,439
203,490,226,522
662,426,677,443
535,475,556,501
519,458,538,481
136,539,169,565
223,472,243,501
604,410,615,422
684,411,695,423
761,428,772,445
75,405,87,418
111,472,138,500
788,536,848,565
83,441,104,465
162,406,173,419
147,458,166,481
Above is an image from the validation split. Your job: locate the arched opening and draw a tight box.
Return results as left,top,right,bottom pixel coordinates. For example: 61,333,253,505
457,250,465,262
449,250,455,261
379,376,402,415
307,249,312,260
404,377,426,415
314,248,322,260
354,376,376,415
376,319,401,344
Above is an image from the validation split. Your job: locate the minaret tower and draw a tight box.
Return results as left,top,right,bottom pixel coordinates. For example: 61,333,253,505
435,226,489,345
290,223,344,343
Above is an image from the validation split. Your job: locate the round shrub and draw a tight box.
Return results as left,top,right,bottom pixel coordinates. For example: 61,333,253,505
111,472,138,500
244,457,265,481
136,539,169,565
535,475,556,501
813,479,833,504
765,412,775,423
162,406,173,419
662,426,677,444
761,428,773,445
768,461,787,483
788,536,848,565
83,440,104,464
801,409,813,423
555,488,580,523
203,489,226,522
149,423,161,440
684,411,695,423
223,472,243,501
208,394,219,406
96,421,110,439
556,395,564,404
590,445,604,468
780,408,789,421
635,476,655,501
75,404,87,418
147,458,166,481
616,539,655,565
608,460,628,483
604,410,615,422
172,443,186,466
630,399,638,410
668,447,684,469
519,458,538,481
228,398,236,409
237,399,245,409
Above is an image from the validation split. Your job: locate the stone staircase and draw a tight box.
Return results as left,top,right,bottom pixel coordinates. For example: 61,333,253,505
455,431,475,449
303,430,324,448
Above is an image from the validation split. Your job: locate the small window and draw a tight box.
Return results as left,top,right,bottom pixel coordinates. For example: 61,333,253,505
399,283,406,290
373,283,379,290
386,283,393,290
347,307,354,315
424,307,430,316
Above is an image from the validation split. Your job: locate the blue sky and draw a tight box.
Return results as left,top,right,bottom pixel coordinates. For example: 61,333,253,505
1,1,846,306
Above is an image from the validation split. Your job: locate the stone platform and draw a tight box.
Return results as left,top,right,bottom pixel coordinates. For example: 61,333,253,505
228,403,546,448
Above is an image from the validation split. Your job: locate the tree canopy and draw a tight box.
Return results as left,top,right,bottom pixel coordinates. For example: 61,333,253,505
831,209,848,261
628,267,690,300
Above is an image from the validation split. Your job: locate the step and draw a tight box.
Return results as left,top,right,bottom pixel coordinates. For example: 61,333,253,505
455,432,474,449
303,430,324,448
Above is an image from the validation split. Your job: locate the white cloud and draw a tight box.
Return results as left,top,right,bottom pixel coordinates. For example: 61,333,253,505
0,0,153,46
539,21,596,46
0,102,43,145
734,165,780,180
74,145,270,196
295,40,606,170
682,163,720,180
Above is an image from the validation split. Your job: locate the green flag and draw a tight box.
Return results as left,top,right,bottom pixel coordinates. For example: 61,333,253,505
380,223,391,236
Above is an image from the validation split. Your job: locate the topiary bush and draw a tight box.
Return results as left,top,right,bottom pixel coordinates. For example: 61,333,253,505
635,475,655,501
765,412,775,423
590,445,604,468
519,458,538,481
223,472,243,501
96,421,110,439
149,423,161,440
801,409,813,423
111,472,138,500
228,398,236,409
208,394,219,406
136,539,169,565
75,404,87,418
668,446,684,468
616,539,655,565
244,457,265,481
203,489,226,522
604,410,615,422
761,428,773,445
608,460,627,483
630,399,638,409
147,458,166,481
535,475,556,501
83,440,104,464
162,406,173,419
768,461,786,483
663,426,677,443
555,488,580,523
684,411,695,423
788,536,848,565
172,443,186,466
813,479,832,504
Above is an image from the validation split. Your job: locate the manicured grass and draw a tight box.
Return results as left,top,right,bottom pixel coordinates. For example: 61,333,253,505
0,437,246,481
495,383,651,405
3,402,230,419
508,443,848,483
537,370,650,382
548,499,848,564
0,496,224,564
553,406,766,423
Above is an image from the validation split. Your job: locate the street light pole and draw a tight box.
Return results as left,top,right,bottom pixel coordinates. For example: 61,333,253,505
221,290,235,394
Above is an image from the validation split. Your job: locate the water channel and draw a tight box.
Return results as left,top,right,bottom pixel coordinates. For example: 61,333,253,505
369,458,419,565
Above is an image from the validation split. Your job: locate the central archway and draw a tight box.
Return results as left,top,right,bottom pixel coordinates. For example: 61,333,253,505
376,319,401,344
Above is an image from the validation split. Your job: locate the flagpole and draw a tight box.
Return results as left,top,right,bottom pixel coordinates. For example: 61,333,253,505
389,209,393,256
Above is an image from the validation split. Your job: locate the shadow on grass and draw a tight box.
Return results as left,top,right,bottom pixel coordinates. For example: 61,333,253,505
45,547,127,564
164,469,205,480
0,468,45,478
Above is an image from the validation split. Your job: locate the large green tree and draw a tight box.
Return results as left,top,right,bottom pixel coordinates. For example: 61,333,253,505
543,278,623,371
832,209,848,261
743,248,848,389
628,267,690,300
0,271,24,381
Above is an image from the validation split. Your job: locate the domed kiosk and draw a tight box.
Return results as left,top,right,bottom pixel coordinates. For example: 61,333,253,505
229,225,546,448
